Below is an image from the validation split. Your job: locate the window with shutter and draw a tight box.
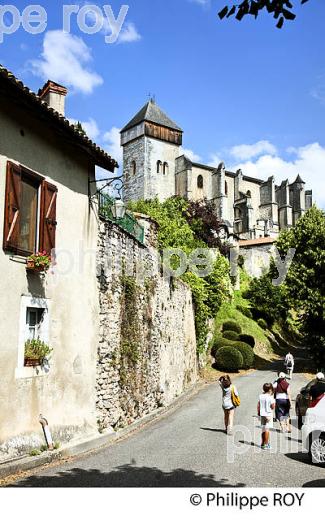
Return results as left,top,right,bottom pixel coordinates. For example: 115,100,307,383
39,181,57,255
3,161,22,253
3,161,57,256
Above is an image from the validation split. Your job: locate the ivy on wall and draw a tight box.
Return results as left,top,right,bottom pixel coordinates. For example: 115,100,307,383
129,197,232,353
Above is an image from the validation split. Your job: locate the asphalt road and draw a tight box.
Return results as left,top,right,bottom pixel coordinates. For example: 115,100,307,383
11,367,325,487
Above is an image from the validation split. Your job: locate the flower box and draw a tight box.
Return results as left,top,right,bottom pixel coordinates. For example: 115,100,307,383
24,357,42,367
26,252,51,273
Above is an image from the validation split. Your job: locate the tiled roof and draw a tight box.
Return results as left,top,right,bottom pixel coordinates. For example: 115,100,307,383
239,237,276,247
0,65,118,172
121,100,183,133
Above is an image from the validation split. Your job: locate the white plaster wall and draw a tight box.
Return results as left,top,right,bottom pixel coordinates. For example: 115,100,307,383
0,103,99,455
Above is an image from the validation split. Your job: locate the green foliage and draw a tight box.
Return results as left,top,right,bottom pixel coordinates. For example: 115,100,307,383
222,320,242,334
276,207,325,365
24,339,52,361
119,275,141,385
29,449,41,457
239,334,255,348
223,330,239,341
244,273,289,324
257,318,268,330
236,305,253,319
129,197,232,354
215,346,243,372
234,342,255,369
211,336,232,358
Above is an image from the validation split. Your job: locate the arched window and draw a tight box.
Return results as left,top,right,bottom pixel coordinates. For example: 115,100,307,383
225,181,228,196
157,160,162,174
163,162,169,175
131,160,136,176
197,175,204,189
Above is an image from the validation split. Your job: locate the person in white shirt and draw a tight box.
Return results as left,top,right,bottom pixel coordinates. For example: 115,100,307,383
257,383,275,450
284,352,294,379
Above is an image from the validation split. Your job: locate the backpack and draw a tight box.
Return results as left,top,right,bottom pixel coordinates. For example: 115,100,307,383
231,385,241,408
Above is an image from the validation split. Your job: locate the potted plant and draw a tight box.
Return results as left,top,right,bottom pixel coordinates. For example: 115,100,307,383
24,338,53,367
26,251,51,272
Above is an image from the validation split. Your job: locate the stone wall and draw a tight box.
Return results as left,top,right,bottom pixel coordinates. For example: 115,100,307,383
239,242,276,278
96,218,198,430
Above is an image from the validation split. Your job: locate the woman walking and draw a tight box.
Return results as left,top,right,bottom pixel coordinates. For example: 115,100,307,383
219,375,240,435
273,372,292,433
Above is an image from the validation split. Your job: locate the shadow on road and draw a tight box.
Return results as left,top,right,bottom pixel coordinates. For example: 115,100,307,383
303,479,325,487
200,427,227,434
12,464,247,488
284,452,325,469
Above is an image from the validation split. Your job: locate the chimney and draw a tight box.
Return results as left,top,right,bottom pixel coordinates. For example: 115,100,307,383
38,80,68,116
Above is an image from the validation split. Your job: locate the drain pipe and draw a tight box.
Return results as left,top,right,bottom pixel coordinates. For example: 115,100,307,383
39,414,54,450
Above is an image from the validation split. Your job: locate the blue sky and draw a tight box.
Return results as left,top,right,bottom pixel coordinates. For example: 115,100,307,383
1,0,325,206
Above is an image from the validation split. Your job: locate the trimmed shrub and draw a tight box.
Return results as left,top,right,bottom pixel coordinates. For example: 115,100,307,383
222,320,242,335
223,330,239,341
257,318,268,330
215,346,243,372
234,342,255,369
211,336,231,358
239,334,255,348
236,305,253,319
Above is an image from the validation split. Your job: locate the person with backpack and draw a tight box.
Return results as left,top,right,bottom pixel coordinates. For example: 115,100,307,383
273,372,292,433
218,375,240,435
284,352,294,379
257,383,276,450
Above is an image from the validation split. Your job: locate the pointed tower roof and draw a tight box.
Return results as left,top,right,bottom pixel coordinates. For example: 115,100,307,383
294,174,305,184
121,99,183,133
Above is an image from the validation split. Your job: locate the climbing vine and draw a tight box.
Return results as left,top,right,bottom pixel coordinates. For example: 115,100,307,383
129,197,232,354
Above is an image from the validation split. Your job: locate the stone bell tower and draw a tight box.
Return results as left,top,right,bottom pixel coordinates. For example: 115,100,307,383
120,99,183,202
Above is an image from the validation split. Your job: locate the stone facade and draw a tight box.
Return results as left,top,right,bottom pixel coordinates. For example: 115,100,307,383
96,217,198,430
122,102,313,241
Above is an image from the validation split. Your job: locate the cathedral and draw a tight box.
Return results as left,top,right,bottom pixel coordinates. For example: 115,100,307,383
121,99,312,240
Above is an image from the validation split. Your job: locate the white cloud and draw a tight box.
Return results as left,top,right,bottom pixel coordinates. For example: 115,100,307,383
310,84,325,106
28,30,103,94
180,147,201,162
230,142,325,209
85,6,141,44
70,117,100,140
117,22,141,44
188,0,210,6
209,153,223,167
103,127,123,167
230,140,277,161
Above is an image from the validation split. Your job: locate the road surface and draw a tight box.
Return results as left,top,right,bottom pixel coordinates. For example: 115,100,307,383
10,366,325,487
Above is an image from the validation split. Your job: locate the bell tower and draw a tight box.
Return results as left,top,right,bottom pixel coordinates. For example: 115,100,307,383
120,99,183,202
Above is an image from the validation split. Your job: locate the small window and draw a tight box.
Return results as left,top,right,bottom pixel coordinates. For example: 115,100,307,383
131,160,136,176
225,181,228,196
157,160,162,174
197,175,204,189
235,207,242,219
163,162,169,175
26,307,44,341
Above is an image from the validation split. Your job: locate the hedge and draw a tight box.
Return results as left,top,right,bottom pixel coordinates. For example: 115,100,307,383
222,320,242,335
234,342,255,369
239,334,255,348
211,336,230,358
215,346,243,372
223,330,239,341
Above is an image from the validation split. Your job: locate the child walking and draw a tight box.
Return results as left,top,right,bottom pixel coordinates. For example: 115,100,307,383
257,383,275,450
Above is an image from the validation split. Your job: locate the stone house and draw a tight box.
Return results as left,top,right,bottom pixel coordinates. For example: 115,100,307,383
0,65,117,458
0,67,198,459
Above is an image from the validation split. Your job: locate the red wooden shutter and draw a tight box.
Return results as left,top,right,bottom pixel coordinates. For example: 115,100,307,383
3,161,22,252
40,181,57,255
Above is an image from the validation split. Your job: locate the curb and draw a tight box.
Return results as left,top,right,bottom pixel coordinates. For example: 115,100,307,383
0,380,207,481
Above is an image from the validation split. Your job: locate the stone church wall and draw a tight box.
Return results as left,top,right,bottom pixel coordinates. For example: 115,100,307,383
96,218,198,430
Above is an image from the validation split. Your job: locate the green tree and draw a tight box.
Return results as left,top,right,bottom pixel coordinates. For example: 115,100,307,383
276,206,325,366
